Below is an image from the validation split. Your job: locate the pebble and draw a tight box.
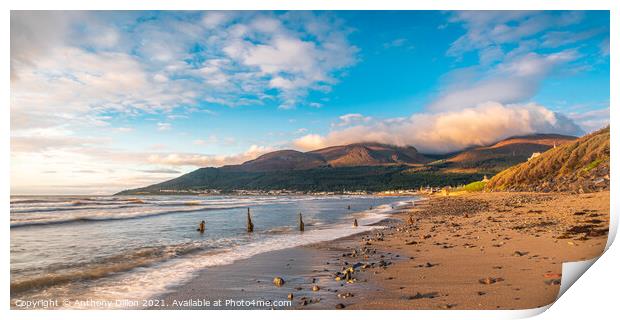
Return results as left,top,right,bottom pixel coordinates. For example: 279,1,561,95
545,279,561,286
479,277,504,285
273,277,285,287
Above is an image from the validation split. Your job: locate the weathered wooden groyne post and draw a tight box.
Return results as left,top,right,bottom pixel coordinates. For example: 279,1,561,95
353,218,358,227
247,208,254,232
299,212,304,231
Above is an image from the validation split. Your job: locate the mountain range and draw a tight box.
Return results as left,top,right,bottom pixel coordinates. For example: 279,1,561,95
225,143,431,172
117,133,577,194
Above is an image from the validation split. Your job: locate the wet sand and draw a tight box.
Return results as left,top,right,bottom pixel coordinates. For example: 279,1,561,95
156,191,609,310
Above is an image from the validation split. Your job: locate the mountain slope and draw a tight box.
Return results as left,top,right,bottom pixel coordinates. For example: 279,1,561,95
121,165,483,194
310,143,430,167
438,134,576,171
233,150,328,171
486,127,610,192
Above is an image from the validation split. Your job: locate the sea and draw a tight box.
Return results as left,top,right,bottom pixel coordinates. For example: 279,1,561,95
10,194,417,309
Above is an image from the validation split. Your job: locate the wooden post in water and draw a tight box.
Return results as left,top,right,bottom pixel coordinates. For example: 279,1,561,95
299,212,304,231
353,218,358,227
247,208,254,232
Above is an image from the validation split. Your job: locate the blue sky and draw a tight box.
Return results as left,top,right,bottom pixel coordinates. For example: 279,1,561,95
10,11,610,194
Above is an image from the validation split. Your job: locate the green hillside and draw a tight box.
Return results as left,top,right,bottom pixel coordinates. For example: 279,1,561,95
117,166,484,194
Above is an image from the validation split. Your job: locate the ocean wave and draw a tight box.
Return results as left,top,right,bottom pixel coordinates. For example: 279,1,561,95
10,199,57,205
10,205,243,228
10,241,214,295
11,204,137,214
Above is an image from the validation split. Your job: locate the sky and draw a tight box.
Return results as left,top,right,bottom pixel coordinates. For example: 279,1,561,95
10,11,610,195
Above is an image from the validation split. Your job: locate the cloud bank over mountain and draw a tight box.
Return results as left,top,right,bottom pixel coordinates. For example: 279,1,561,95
294,102,583,154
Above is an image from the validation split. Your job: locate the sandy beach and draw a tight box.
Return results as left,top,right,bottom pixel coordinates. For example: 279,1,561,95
156,191,609,310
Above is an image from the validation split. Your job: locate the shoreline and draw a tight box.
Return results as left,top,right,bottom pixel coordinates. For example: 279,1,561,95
153,191,609,310
151,214,404,310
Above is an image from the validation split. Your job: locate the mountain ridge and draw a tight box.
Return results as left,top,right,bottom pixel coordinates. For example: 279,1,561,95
116,133,579,195
225,142,431,172
441,133,576,170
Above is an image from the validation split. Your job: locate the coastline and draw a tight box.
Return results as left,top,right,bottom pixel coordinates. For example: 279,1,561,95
152,216,401,310
153,191,609,310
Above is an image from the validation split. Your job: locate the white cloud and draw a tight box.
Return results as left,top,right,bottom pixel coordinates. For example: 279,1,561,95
156,122,172,131
542,28,605,48
11,11,358,136
294,102,583,154
334,113,372,127
293,134,328,151
428,51,579,111
447,11,584,63
147,145,275,167
294,128,308,135
193,135,219,145
600,38,610,56
139,168,182,174
220,14,358,106
568,107,610,133
202,11,235,28
382,38,413,50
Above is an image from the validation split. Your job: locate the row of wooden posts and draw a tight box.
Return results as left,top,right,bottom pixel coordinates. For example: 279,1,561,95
247,207,310,232
199,207,359,233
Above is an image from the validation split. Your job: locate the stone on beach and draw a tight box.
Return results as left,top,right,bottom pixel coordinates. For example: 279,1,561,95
404,292,439,300
273,277,285,287
407,215,415,225
479,277,504,285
